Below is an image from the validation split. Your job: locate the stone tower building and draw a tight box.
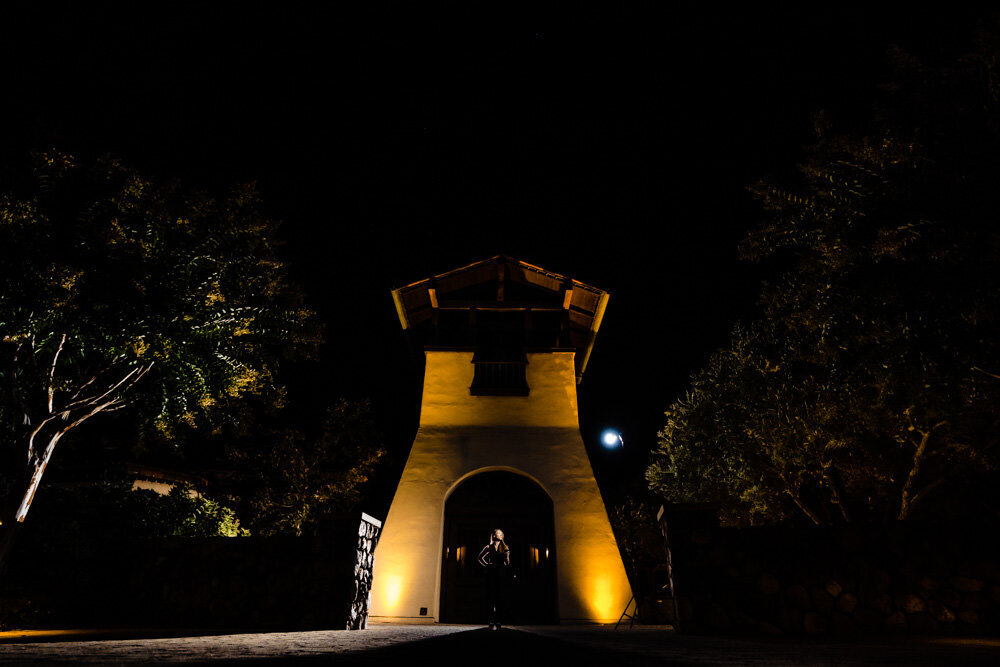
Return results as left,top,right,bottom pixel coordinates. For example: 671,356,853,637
370,256,632,623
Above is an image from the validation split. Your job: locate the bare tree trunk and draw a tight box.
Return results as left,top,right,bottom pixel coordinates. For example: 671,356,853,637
899,422,946,520
785,489,825,526
0,429,88,575
822,469,851,523
0,432,54,575
775,468,825,525
15,432,65,522
0,339,153,577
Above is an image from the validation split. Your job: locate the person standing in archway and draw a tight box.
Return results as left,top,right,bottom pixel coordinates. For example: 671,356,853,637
478,528,510,630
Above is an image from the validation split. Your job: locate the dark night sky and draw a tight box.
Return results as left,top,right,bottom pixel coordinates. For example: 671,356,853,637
0,3,986,503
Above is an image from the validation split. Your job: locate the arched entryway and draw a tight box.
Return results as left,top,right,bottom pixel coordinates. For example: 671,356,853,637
440,470,557,623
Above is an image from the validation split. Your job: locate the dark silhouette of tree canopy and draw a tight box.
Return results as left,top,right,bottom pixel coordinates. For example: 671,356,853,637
648,34,1000,525
0,151,319,569
221,398,386,537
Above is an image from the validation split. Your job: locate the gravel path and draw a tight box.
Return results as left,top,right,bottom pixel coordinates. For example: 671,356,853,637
4,624,1000,666
0,625,471,664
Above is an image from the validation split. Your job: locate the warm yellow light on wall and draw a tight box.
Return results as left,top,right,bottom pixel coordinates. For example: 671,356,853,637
381,574,404,611
369,347,634,622
591,574,615,621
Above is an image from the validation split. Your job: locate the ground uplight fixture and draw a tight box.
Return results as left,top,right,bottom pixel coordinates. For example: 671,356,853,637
601,429,623,448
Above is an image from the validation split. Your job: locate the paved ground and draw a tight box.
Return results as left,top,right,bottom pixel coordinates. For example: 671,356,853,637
522,625,1000,665
0,625,471,665
3,624,1000,665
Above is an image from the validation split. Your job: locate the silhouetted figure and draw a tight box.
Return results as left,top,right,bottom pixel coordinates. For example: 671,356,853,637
478,528,510,630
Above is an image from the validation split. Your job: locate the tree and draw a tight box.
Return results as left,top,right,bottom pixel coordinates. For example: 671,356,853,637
609,494,664,573
648,40,1000,524
224,398,385,537
28,481,247,544
0,151,318,569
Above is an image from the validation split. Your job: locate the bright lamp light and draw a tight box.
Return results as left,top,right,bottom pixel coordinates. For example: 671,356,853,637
601,429,622,448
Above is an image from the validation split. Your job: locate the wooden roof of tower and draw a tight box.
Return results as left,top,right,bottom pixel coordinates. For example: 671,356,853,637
391,255,610,380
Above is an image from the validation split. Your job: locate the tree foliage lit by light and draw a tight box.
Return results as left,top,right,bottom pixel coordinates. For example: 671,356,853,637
0,151,319,569
227,398,386,537
648,42,1000,525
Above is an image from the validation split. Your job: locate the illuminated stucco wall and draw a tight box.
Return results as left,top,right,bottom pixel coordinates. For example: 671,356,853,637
370,350,632,623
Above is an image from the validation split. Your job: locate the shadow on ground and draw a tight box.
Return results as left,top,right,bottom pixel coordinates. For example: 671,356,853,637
185,628,649,667
185,627,1000,667
6,626,1000,666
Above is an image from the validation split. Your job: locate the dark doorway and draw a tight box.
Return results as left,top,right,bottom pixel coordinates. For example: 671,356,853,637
440,470,557,624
